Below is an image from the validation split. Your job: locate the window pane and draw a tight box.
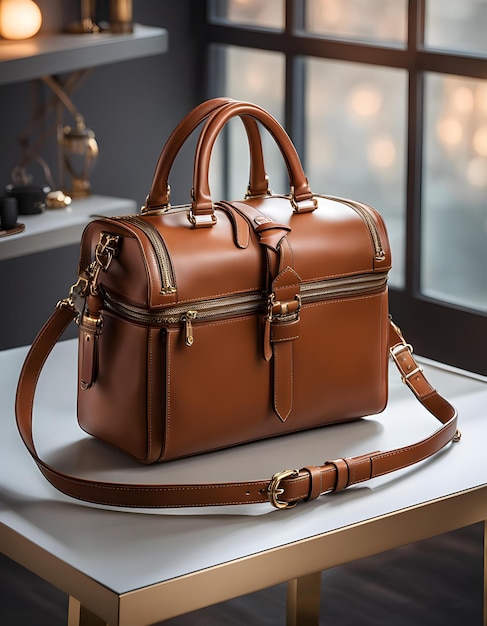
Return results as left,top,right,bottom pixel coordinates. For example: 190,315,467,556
425,0,487,55
305,0,407,47
210,0,285,30
304,58,407,287
208,45,285,200
421,74,487,312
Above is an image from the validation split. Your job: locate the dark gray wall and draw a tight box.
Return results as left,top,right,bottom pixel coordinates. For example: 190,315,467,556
0,0,202,349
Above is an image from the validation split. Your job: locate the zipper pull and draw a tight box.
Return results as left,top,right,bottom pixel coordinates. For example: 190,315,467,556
182,310,198,346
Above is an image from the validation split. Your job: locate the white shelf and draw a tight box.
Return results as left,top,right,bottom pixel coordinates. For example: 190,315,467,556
0,195,136,260
0,24,168,85
0,23,164,261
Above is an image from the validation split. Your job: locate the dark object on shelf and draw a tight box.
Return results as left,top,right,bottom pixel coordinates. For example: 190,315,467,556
0,195,18,230
0,223,25,238
5,184,49,215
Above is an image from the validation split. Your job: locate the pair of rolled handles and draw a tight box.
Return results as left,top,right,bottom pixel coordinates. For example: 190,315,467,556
145,98,316,224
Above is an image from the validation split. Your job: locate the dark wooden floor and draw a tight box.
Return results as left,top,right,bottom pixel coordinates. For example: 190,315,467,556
0,523,483,625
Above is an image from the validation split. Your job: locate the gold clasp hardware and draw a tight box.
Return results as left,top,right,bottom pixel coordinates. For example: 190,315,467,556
56,232,119,315
267,293,302,323
188,189,217,228
69,275,89,300
88,232,120,295
268,469,299,509
289,186,318,213
188,208,217,229
57,274,89,317
95,233,120,271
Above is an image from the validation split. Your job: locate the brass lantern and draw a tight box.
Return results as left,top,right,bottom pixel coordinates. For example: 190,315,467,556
59,114,98,198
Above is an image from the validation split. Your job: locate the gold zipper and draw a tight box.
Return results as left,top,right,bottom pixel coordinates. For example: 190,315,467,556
181,310,198,346
103,272,387,346
300,272,387,301
104,291,264,324
117,216,177,295
104,291,264,347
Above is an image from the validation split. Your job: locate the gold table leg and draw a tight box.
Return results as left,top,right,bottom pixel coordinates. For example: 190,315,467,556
68,596,108,626
287,571,322,626
484,521,487,626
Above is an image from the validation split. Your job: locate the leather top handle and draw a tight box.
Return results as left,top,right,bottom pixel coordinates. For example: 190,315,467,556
190,101,317,227
145,98,269,211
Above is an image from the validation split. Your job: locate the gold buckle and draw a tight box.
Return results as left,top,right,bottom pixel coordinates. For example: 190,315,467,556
268,469,299,509
267,294,302,323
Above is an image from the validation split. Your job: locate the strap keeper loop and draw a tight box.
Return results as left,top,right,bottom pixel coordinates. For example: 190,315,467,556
390,342,414,359
326,458,350,492
402,365,423,383
303,465,323,501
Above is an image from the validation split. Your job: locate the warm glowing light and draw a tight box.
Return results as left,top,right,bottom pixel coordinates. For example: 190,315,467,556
452,86,474,114
473,125,487,157
467,157,487,187
476,83,487,115
368,136,396,168
349,85,382,117
436,117,463,147
0,0,42,40
244,65,267,92
316,0,342,27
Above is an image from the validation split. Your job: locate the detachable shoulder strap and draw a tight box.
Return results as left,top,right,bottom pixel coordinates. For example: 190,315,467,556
15,303,459,510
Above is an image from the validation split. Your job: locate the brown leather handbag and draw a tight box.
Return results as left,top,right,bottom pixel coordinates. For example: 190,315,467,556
15,99,459,509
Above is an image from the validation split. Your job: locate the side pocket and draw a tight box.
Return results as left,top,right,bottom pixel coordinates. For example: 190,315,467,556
77,313,162,464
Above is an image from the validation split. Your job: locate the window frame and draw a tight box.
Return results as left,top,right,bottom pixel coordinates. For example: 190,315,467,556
197,0,487,375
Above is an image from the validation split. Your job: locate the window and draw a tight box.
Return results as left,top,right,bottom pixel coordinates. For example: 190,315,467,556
303,58,407,287
200,0,487,375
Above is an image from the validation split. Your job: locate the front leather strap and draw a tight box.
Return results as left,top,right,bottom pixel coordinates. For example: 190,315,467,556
269,267,302,422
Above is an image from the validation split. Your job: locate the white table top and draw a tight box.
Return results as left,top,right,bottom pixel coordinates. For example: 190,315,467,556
0,338,486,621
